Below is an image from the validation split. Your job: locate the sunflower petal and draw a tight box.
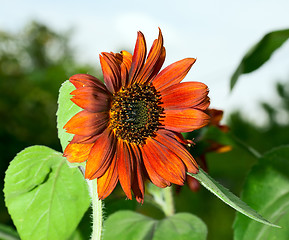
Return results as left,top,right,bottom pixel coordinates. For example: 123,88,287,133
71,86,111,113
130,144,145,203
152,58,196,91
141,146,171,188
69,74,107,91
117,140,133,200
64,110,109,136
164,108,210,133
142,138,186,185
63,143,93,163
85,128,117,179
128,31,147,85
100,52,121,93
155,130,198,174
135,28,164,84
97,156,119,200
114,50,132,86
161,82,209,109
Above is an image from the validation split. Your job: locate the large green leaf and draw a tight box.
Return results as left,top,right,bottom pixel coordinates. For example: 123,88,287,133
56,80,81,151
102,210,207,240
4,146,90,240
234,146,289,240
188,169,278,227
230,29,289,90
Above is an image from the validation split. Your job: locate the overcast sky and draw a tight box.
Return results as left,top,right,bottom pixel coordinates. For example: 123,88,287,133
2,0,289,123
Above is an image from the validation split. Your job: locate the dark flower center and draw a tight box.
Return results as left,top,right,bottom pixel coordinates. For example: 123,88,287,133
110,83,164,145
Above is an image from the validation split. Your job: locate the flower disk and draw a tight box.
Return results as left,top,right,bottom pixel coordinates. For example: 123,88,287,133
110,83,164,145
63,28,210,203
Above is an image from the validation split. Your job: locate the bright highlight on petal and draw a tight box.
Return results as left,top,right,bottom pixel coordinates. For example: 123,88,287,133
63,29,210,203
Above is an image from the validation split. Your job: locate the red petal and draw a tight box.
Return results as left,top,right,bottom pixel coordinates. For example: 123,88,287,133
97,156,119,200
70,134,100,144
71,87,111,113
140,145,171,188
85,128,117,179
142,137,186,185
152,58,196,92
69,74,107,91
100,52,121,93
148,46,166,82
160,82,209,109
64,110,109,136
135,28,164,84
63,143,93,163
114,50,132,86
130,144,145,203
155,130,198,174
164,108,210,133
128,31,147,86
117,140,133,200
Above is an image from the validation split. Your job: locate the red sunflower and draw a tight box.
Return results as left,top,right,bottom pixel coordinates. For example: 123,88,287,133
63,29,210,203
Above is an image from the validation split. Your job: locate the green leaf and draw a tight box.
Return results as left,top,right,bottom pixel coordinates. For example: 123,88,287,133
234,146,289,240
0,224,20,240
56,80,81,151
4,146,90,240
103,211,207,240
230,28,289,90
188,169,279,227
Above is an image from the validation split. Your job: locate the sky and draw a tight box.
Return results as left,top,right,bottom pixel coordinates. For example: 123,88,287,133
1,0,289,123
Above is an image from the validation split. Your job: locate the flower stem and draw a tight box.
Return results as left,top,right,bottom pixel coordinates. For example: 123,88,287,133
162,186,175,216
86,179,102,240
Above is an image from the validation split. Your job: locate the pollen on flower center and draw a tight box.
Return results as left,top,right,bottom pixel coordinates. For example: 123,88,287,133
110,83,164,145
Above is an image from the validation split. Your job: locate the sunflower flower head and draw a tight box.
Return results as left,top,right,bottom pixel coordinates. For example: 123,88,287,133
63,29,210,203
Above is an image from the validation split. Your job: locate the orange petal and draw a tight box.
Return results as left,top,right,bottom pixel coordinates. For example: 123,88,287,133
135,28,164,84
155,130,198,174
63,143,93,163
64,110,109,136
140,145,171,188
97,156,119,200
69,74,107,91
117,140,133,200
71,87,111,113
148,46,166,82
128,31,147,86
70,134,100,144
142,137,186,185
195,97,210,111
152,58,196,92
114,50,132,86
160,82,209,109
130,144,145,203
164,108,210,133
85,128,117,179
100,52,121,93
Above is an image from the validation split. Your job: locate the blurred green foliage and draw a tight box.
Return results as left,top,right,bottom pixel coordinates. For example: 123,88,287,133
1,21,289,240
0,21,96,226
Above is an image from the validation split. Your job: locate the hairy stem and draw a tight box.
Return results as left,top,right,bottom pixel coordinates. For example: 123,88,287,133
86,179,102,240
